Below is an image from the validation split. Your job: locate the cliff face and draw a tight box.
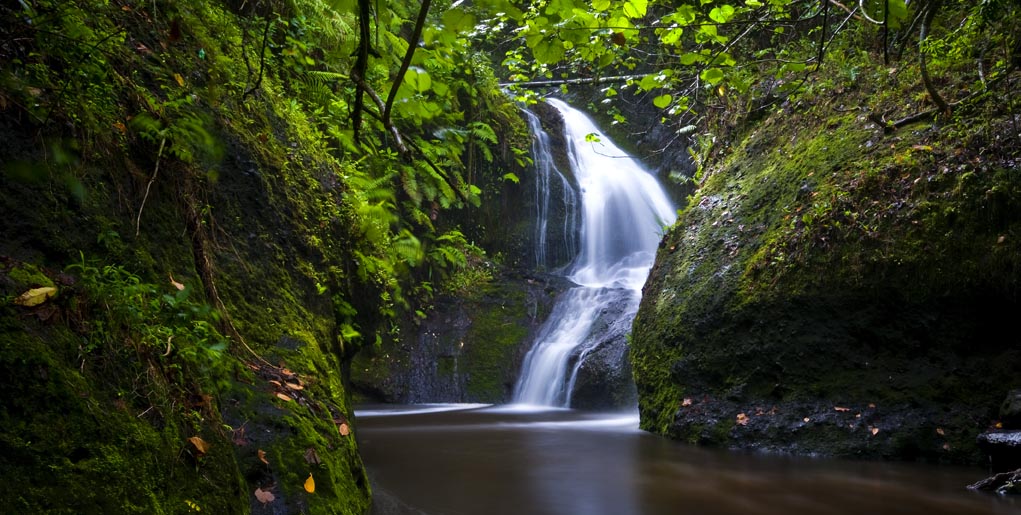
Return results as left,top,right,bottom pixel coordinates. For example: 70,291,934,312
631,71,1021,462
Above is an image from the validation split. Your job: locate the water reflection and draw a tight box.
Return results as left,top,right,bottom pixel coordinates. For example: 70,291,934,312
356,405,1021,515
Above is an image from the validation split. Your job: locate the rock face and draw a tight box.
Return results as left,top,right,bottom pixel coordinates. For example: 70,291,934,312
630,91,1021,463
568,291,641,410
351,271,570,403
1002,390,1021,429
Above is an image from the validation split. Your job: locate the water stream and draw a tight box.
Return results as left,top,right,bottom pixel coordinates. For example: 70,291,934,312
513,98,675,407
355,100,1020,514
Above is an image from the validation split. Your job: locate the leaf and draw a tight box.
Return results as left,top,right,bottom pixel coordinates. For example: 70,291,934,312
870,426,879,436
188,436,210,455
936,427,945,436
275,392,293,402
258,449,269,465
708,4,735,24
833,406,851,412
700,68,725,85
681,398,693,407
13,286,57,307
254,487,275,504
304,447,322,465
338,422,351,436
592,0,611,11
174,73,185,87
169,273,185,291
653,94,672,109
285,382,304,391
735,413,749,426
304,473,315,493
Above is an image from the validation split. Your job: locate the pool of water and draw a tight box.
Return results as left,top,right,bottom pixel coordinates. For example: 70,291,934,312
355,404,1021,515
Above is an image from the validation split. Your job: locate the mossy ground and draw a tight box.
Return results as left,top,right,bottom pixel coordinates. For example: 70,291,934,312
633,51,1021,462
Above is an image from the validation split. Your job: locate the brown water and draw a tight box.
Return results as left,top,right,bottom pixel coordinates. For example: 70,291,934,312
356,404,1021,515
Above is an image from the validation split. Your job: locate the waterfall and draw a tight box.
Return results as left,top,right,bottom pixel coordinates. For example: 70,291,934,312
513,98,676,407
524,109,578,271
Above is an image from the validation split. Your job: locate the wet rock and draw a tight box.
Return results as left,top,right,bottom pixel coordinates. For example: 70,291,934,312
1001,390,1021,429
978,431,1021,472
968,469,1021,495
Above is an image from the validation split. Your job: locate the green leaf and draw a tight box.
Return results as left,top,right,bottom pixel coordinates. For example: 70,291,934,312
622,0,648,18
406,67,432,92
502,172,520,183
592,0,611,11
709,5,735,24
442,9,476,33
679,52,701,65
660,27,683,46
653,94,672,108
700,67,725,85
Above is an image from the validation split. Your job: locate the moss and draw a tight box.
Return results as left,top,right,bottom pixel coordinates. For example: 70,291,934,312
461,285,531,401
633,54,1021,462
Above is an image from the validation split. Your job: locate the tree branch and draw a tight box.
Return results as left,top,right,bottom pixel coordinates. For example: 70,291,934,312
919,0,950,113
383,0,431,125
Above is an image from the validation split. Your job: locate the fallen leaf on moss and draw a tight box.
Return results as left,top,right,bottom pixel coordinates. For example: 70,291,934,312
736,413,749,426
304,447,321,465
834,406,851,412
169,273,185,291
936,427,945,436
338,423,350,436
173,73,185,87
304,473,315,493
254,487,275,504
870,427,880,436
14,286,57,307
258,449,269,465
275,392,293,402
188,436,210,455
285,382,304,391
681,398,693,407
269,380,282,387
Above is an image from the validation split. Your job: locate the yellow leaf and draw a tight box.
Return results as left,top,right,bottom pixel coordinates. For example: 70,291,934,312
188,436,210,455
304,473,315,493
258,449,269,465
174,73,185,87
254,487,275,504
14,286,57,307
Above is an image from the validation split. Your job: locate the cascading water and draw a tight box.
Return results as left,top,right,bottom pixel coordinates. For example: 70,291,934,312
514,98,676,407
523,109,578,271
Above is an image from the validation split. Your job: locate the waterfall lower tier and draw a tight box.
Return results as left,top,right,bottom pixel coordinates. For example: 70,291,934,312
513,98,675,408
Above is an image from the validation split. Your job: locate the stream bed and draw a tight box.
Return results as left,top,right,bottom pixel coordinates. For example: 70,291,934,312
356,404,1021,515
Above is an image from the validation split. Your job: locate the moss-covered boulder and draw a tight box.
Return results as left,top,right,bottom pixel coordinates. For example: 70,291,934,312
632,69,1021,463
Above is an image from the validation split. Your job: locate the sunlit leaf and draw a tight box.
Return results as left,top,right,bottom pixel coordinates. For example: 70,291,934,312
13,286,57,307
653,94,672,108
188,436,210,455
736,413,749,426
275,392,293,402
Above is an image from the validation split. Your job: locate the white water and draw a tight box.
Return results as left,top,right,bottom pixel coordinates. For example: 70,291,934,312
513,98,675,407
523,109,578,271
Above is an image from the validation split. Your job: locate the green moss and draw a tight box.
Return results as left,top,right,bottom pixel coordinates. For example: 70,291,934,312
462,285,530,401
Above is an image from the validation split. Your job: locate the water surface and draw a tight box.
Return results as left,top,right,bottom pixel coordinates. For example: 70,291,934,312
356,405,1020,515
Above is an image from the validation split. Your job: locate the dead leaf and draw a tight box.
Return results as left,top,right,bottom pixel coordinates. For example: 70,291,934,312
285,382,304,391
834,406,851,412
942,443,951,451
258,449,269,465
275,392,293,402
281,368,295,377
173,73,185,87
254,487,275,504
803,417,810,423
113,121,127,134
996,422,1004,429
304,473,315,493
169,273,185,291
997,235,1006,244
681,398,693,407
304,447,321,465
338,423,350,437
232,426,248,446
870,427,880,436
735,413,749,426
14,286,57,307
867,403,876,408
936,427,945,436
188,436,210,455
269,380,282,387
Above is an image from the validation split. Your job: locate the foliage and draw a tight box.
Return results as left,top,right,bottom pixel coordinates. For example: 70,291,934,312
66,254,231,394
